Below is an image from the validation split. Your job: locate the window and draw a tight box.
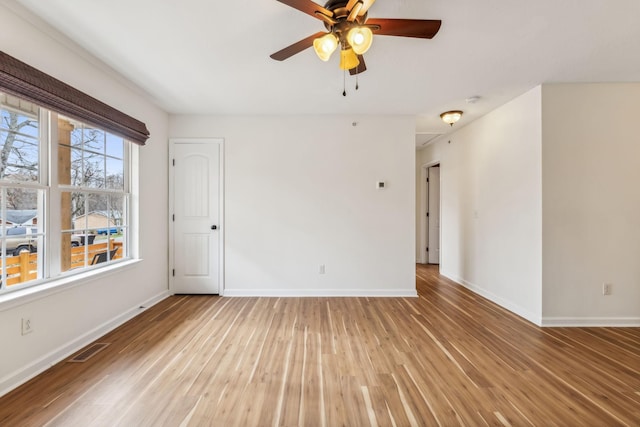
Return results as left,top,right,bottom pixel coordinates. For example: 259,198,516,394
0,93,132,294
0,50,148,296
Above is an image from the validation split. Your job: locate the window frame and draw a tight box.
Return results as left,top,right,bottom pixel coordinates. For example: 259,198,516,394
0,104,133,296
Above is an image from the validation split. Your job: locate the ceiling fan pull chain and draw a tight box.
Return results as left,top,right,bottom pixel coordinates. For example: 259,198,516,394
343,70,347,96
355,69,359,90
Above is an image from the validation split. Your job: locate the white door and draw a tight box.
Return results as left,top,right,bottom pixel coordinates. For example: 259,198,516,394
427,165,440,264
170,140,222,294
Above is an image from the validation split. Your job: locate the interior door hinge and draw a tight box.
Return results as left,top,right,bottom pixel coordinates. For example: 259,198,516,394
427,177,429,183
172,159,175,166
426,212,429,217
426,247,429,252
172,269,175,277
172,214,175,222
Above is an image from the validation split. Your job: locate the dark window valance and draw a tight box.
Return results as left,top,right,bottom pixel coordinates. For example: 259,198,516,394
0,50,149,145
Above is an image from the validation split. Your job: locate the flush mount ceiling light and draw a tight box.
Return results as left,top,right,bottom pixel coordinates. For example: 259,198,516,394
440,110,463,126
270,0,442,95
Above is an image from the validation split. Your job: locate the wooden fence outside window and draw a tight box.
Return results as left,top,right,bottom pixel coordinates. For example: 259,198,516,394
2,240,122,287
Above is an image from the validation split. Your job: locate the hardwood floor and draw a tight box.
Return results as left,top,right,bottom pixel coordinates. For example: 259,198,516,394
1,264,639,426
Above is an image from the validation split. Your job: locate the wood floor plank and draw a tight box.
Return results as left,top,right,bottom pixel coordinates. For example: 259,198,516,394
1,264,639,426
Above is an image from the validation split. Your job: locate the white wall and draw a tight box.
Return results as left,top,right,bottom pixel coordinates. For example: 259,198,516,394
417,84,640,326
169,115,416,296
417,87,543,324
541,84,640,325
0,4,170,395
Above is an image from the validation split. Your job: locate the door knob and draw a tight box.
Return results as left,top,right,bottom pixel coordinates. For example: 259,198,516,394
211,225,217,230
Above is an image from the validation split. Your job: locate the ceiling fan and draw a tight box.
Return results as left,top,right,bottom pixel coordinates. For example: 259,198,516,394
270,0,442,76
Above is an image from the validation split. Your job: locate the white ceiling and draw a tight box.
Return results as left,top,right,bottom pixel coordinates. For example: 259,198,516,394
11,0,640,144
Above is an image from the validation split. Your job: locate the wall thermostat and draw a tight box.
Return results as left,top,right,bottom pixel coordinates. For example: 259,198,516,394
376,181,386,189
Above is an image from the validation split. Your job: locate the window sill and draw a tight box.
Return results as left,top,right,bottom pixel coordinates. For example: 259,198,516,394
0,258,143,312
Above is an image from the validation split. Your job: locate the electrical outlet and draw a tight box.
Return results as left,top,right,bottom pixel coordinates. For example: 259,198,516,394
603,283,613,296
21,317,33,335
319,264,326,274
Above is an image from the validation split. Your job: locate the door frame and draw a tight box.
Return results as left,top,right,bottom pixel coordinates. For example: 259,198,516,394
419,160,441,265
168,138,225,295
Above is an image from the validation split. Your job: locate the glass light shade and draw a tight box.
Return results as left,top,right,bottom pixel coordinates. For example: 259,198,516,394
313,33,338,61
347,26,373,55
339,48,360,70
440,110,463,126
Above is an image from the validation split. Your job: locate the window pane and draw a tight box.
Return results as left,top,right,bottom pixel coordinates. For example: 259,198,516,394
83,155,106,189
0,100,39,182
70,148,83,186
83,127,106,155
87,193,110,226
106,157,124,190
62,190,123,272
2,242,41,287
69,147,107,189
63,191,84,272
65,191,83,232
2,187,40,231
66,192,123,236
69,123,83,148
109,194,125,227
4,141,39,181
106,133,123,159
5,187,38,213
61,231,86,272
1,187,43,287
67,122,106,153
62,118,126,190
63,191,106,271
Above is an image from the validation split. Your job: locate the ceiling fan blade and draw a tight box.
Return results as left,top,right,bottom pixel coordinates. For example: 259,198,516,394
275,0,333,20
358,0,376,16
345,0,374,21
345,0,359,10
347,2,362,21
270,32,326,61
349,55,366,75
367,18,441,39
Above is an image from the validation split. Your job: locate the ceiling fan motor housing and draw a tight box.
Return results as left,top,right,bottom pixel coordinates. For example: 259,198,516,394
322,0,368,36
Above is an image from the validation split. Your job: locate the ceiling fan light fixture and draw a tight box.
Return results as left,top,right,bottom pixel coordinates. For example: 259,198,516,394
347,26,373,55
440,110,463,126
313,33,338,61
339,48,360,70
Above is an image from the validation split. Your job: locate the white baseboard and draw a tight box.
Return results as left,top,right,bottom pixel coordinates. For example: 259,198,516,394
223,289,418,297
438,271,640,328
541,317,640,327
0,290,169,398
440,270,542,326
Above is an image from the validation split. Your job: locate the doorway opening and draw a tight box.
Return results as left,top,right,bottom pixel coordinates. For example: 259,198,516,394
420,162,441,265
